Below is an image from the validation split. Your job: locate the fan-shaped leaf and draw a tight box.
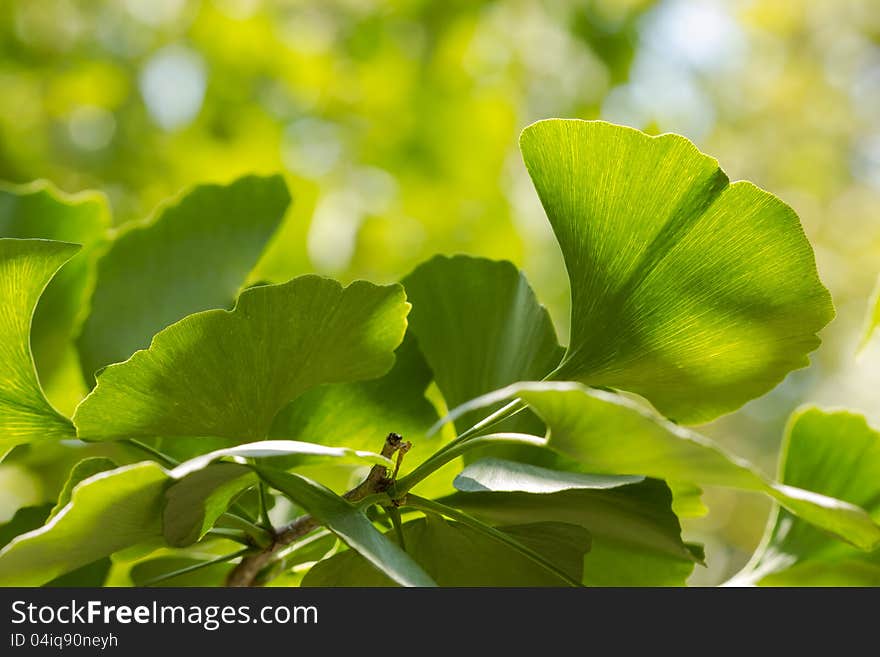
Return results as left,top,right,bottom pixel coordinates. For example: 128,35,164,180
304,516,591,587
73,276,409,442
76,174,290,381
0,239,79,457
520,119,834,423
443,382,880,550
402,255,563,433
445,458,699,586
0,463,167,586
0,182,109,395
731,408,880,585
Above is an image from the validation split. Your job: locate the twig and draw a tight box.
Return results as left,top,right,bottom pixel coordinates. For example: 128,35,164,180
225,433,409,587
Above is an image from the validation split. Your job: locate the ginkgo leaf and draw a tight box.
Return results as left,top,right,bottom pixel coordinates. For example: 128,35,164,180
730,408,880,586
303,516,591,587
0,438,389,582
76,174,290,381
442,382,880,551
0,181,109,396
0,239,79,458
444,458,700,586
270,333,438,453
402,255,563,434
164,440,390,547
49,457,117,519
0,463,168,586
73,276,410,442
520,119,834,424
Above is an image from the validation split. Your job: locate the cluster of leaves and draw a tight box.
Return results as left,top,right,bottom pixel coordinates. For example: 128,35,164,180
1,119,879,587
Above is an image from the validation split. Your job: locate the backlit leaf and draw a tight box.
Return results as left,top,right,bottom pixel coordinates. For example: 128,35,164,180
730,408,880,586
445,382,880,550
0,181,109,398
76,174,290,381
304,516,591,587
520,119,834,423
445,458,700,586
0,463,167,586
73,276,409,442
0,239,79,458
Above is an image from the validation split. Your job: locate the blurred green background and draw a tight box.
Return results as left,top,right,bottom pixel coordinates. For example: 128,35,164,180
2,0,880,585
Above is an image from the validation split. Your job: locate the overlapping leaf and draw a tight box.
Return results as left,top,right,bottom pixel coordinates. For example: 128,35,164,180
0,440,389,582
49,457,117,519
520,119,834,423
444,458,700,586
0,239,79,458
730,408,880,586
76,174,290,381
304,515,591,587
0,182,109,396
402,255,563,434
0,463,168,586
443,382,880,551
73,276,410,442
270,334,438,451
164,440,389,547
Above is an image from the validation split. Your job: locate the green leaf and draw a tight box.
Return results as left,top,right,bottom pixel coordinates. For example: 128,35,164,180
0,182,110,396
443,458,700,586
49,456,117,519
402,255,563,433
168,440,392,478
255,467,436,587
46,558,111,587
453,457,643,493
76,174,290,381
0,462,168,586
447,382,880,551
731,408,880,586
0,238,79,458
73,276,410,442
270,333,438,451
0,504,53,549
163,463,255,547
162,439,389,547
304,516,591,587
520,119,834,423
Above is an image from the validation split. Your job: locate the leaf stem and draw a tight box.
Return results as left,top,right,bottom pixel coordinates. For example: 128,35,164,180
140,548,251,587
226,433,406,586
258,481,273,531
219,512,273,548
122,438,179,468
403,495,582,587
206,528,253,545
387,505,407,551
398,400,527,492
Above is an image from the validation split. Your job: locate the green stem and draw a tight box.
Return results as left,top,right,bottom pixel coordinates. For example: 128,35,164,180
206,528,252,545
122,439,179,468
258,482,273,531
140,548,251,587
387,505,407,551
404,495,582,587
394,430,544,495
219,512,274,548
399,399,527,492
